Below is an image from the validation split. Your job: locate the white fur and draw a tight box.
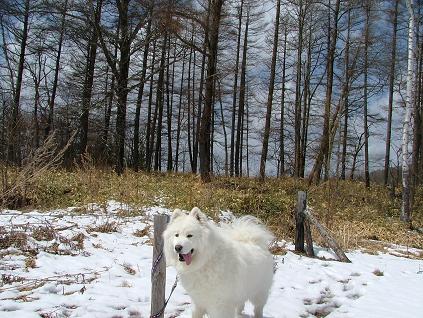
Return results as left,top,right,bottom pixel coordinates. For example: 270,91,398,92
163,207,274,318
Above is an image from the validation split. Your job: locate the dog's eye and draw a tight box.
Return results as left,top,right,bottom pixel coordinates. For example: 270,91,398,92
175,234,179,237
187,234,193,238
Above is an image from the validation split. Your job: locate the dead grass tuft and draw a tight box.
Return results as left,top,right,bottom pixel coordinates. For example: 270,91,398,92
32,226,55,241
269,243,287,255
122,263,136,275
24,256,36,269
373,269,384,276
88,221,119,233
0,131,75,209
70,233,85,250
119,280,132,288
0,231,28,249
133,226,150,238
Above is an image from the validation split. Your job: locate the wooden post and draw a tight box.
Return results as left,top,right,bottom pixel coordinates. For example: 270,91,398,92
150,214,169,318
304,219,315,257
295,191,306,253
303,209,351,263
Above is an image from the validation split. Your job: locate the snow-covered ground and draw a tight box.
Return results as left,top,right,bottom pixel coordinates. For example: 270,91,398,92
1,202,422,318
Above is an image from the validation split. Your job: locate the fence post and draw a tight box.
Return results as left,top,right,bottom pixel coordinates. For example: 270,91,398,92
295,191,307,253
304,217,315,257
303,209,351,263
150,214,170,318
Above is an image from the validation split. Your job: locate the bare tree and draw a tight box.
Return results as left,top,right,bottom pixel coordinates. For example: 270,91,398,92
199,0,225,182
259,0,281,180
401,0,416,223
383,0,400,186
7,0,30,165
308,0,341,184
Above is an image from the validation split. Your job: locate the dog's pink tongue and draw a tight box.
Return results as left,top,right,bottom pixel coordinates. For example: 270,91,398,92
182,253,192,265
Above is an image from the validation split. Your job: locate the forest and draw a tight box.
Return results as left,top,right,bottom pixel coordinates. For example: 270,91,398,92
1,0,422,222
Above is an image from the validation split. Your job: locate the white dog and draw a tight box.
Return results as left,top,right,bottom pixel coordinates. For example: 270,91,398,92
163,207,274,318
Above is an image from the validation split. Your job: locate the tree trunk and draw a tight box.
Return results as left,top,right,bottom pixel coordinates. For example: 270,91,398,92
101,27,119,159
245,90,250,177
230,0,244,177
278,27,288,177
154,33,168,171
363,2,371,188
308,0,340,184
46,0,68,137
218,79,229,176
133,13,152,171
193,28,208,174
294,0,304,178
30,53,43,149
383,0,400,186
186,37,194,171
341,6,352,180
419,39,423,183
174,49,187,172
259,0,281,180
401,0,416,223
235,9,249,177
167,37,176,172
199,0,225,182
414,36,423,186
191,48,197,172
8,0,30,165
145,40,157,171
79,0,103,157
115,0,132,174
300,23,313,178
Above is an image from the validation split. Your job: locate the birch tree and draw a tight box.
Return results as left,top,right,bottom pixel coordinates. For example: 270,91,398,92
401,0,416,223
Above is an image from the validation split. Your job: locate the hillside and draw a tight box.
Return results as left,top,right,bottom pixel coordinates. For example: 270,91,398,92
4,169,422,251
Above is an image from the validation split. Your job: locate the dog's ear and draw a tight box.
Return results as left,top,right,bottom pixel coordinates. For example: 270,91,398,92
190,207,208,224
170,208,184,222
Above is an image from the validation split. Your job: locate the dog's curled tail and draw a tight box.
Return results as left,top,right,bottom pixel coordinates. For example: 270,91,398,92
229,216,274,249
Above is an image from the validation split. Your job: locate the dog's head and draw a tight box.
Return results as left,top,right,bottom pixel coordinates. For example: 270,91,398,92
163,207,211,272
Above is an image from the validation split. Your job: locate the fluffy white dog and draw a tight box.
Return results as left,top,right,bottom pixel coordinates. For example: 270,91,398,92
163,207,274,318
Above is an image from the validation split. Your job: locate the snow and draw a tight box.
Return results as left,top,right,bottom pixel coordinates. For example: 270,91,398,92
1,202,422,318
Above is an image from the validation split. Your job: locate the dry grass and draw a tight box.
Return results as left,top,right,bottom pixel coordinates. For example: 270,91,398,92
372,269,384,276
1,168,422,251
88,221,119,233
0,231,28,249
24,256,36,269
122,263,136,275
71,233,85,250
133,226,150,238
32,226,55,241
0,131,75,209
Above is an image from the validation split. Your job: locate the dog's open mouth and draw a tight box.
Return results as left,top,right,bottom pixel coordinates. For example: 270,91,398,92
178,249,194,265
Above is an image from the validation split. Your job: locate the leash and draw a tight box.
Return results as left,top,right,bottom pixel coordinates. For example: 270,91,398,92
150,276,179,318
150,249,179,318
151,250,164,276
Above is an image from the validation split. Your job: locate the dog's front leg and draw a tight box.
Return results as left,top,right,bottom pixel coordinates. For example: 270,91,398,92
207,306,235,318
192,306,206,318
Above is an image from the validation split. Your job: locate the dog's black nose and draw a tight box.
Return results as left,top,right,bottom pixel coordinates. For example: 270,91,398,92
175,244,183,252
